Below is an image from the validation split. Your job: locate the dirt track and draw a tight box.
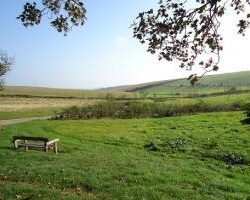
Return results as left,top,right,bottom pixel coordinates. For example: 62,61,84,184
0,116,51,127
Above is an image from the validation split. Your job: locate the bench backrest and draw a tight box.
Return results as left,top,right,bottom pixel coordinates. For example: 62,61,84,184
13,136,49,142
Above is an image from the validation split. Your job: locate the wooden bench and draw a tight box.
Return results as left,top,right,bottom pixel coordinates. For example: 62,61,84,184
13,136,59,154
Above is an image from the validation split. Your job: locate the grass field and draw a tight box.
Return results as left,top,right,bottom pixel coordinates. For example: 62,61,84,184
0,109,56,120
106,71,250,96
0,86,141,120
0,97,99,120
162,92,250,107
1,71,249,120
0,86,139,99
0,111,250,199
1,90,249,120
140,71,250,96
0,97,98,111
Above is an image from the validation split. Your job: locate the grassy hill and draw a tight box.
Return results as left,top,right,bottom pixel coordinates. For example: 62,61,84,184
2,71,250,98
0,86,139,99
99,79,179,93
104,71,250,96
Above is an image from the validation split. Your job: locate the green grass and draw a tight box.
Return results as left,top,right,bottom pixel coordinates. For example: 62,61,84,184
1,111,250,199
0,109,57,120
162,92,250,107
139,71,250,96
1,91,249,120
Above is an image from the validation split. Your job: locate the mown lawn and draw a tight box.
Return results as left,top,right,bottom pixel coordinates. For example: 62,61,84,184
0,112,250,199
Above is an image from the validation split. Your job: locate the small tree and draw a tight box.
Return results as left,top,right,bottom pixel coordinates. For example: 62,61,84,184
0,51,13,90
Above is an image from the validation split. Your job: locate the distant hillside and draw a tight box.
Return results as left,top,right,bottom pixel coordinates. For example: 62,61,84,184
2,71,250,98
100,79,180,92
0,86,139,99
103,71,250,96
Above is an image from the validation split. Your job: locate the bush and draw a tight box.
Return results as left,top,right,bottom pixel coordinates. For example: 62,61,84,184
217,152,247,165
57,101,173,120
56,100,245,120
241,103,250,124
144,138,187,153
164,138,187,153
144,142,160,151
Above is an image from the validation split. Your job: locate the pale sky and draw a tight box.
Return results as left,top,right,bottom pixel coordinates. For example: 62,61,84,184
0,1,249,89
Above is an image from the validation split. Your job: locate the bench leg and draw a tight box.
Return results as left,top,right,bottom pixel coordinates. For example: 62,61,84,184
14,140,19,148
54,142,58,154
44,142,48,152
24,140,28,151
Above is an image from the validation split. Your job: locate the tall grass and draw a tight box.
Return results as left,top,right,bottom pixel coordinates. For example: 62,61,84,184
56,100,245,120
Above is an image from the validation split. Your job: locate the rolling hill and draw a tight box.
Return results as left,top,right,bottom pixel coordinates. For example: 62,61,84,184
2,71,250,98
104,71,250,96
0,86,139,99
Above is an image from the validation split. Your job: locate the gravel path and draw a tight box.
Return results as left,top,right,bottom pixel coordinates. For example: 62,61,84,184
0,116,52,127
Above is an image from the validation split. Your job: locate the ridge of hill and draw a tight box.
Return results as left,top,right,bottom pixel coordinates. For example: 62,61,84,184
102,71,250,95
0,86,138,99
1,71,250,98
99,79,180,92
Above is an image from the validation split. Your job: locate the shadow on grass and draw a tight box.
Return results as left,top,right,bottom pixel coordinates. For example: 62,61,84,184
0,146,14,151
240,118,250,125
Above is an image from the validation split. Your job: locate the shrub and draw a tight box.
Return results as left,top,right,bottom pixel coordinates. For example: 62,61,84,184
144,138,187,153
164,138,187,153
56,100,246,120
144,142,160,151
241,103,250,124
217,152,247,165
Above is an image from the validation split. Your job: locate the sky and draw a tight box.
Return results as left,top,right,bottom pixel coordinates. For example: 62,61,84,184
0,1,249,89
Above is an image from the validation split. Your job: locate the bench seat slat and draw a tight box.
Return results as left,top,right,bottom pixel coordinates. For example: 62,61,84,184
18,144,45,148
18,143,56,147
13,136,49,142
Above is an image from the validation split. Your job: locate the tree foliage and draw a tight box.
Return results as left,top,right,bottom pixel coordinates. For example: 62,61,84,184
17,0,87,35
132,0,250,84
0,51,13,90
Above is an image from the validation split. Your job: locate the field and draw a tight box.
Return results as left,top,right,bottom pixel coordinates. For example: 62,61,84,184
0,97,98,120
105,71,250,97
139,71,250,96
1,71,250,120
0,86,140,120
1,111,250,199
1,85,250,120
1,71,250,199
0,86,140,99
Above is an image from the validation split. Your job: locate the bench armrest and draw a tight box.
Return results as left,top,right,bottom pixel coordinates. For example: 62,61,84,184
46,139,59,145
13,139,22,148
